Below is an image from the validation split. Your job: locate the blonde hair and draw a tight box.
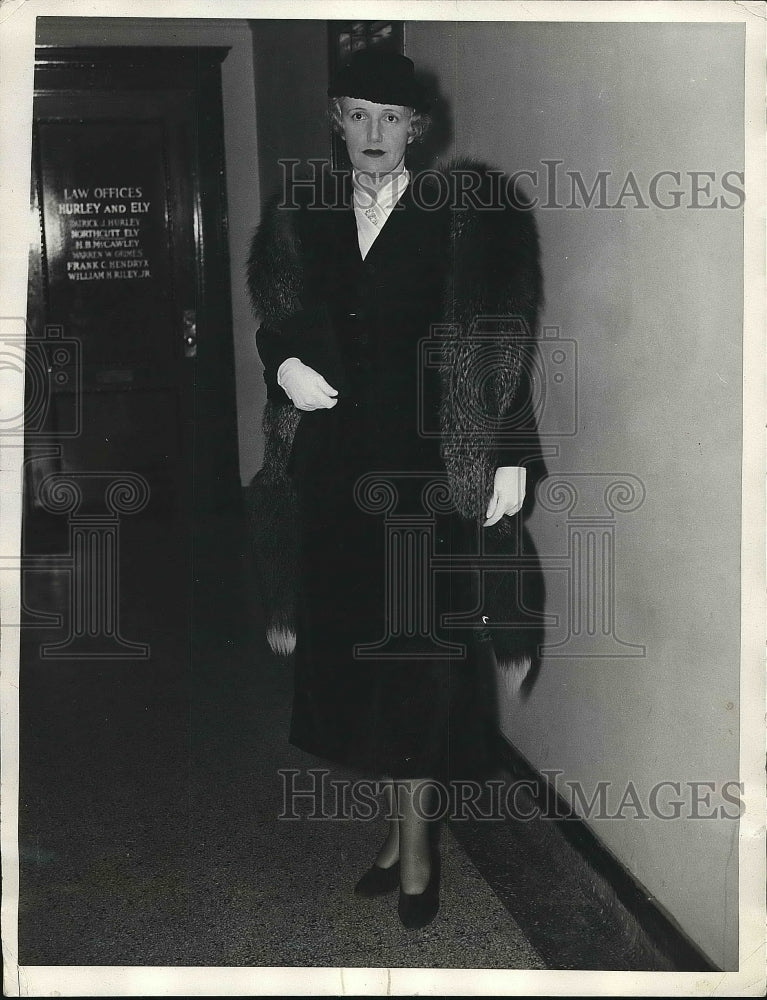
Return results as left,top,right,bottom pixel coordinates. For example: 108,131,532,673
327,96,431,144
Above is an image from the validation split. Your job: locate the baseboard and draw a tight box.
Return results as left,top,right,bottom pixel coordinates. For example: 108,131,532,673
451,731,721,971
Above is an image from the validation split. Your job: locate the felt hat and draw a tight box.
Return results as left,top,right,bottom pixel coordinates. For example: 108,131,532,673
328,49,430,112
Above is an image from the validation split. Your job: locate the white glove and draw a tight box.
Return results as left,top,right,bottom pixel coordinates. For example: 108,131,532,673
277,357,338,411
483,466,526,526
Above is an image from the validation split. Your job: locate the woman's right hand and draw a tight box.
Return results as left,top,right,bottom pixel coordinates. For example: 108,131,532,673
277,357,338,411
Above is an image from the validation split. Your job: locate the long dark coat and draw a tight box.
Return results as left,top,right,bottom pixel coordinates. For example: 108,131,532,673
247,159,544,780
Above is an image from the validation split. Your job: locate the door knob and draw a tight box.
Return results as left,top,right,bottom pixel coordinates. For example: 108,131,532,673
183,308,197,358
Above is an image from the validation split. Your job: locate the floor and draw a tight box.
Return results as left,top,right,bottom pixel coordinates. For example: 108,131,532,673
16,505,678,971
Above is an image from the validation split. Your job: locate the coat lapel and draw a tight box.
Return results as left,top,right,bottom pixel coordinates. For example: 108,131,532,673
330,171,418,268
358,180,415,267
328,171,364,269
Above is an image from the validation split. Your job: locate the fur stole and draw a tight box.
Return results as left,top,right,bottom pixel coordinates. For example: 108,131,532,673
245,157,543,682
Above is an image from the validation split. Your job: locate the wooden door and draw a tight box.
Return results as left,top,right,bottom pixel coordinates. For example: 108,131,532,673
25,46,240,525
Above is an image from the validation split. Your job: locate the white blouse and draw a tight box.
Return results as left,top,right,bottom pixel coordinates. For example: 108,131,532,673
351,166,411,260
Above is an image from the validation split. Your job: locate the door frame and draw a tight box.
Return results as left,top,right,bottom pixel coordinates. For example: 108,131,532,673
28,46,241,515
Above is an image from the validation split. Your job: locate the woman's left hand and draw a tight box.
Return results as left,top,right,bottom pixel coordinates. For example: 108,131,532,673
483,466,527,526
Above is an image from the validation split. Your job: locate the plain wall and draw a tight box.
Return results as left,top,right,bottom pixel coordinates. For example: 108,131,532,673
35,16,262,486
407,21,743,970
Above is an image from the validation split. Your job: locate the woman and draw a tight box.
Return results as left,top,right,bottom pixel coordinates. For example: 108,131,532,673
247,49,542,929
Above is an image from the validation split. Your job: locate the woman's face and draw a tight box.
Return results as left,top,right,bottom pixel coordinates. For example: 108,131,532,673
340,97,414,177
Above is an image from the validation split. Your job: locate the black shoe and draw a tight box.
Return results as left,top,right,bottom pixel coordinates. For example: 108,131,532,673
354,860,400,897
397,851,441,929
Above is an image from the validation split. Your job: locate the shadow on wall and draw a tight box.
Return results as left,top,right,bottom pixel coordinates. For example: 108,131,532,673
408,68,454,169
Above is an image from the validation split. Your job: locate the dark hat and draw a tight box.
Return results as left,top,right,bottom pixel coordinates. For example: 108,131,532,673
328,49,430,112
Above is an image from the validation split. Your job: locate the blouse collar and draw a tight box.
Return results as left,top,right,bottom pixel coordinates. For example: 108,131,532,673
351,166,411,215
